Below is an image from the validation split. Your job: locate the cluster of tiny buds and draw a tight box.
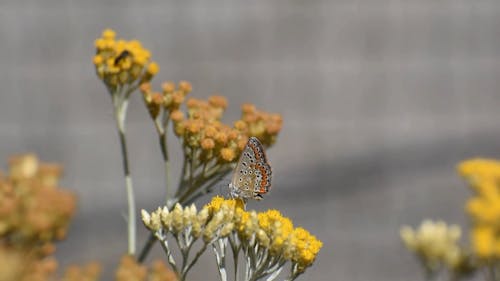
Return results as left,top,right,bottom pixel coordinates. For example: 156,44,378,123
139,81,192,120
138,81,283,165
93,29,159,90
239,103,283,147
172,95,246,163
142,203,234,244
141,196,322,272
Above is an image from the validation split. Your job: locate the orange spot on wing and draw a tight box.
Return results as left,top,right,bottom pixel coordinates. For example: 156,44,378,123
258,166,270,193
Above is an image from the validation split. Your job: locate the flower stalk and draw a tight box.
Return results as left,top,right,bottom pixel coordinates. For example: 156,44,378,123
94,28,159,255
113,97,136,255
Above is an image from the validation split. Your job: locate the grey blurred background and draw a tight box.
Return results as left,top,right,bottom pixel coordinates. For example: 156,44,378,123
1,0,500,280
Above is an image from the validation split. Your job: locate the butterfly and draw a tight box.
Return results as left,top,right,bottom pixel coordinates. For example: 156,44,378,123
229,137,272,200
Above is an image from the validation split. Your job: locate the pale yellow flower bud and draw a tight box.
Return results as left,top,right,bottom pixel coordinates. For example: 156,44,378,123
203,224,216,243
150,211,162,232
197,208,209,226
160,207,172,229
257,229,270,248
221,223,235,237
192,221,202,239
203,212,225,243
172,204,184,234
141,209,151,229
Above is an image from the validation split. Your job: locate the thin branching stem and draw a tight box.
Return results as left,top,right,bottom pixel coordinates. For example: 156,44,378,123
213,239,228,281
229,234,240,281
156,234,180,278
182,243,208,277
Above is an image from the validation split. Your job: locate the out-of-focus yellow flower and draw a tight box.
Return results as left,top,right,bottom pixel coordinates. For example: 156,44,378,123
0,154,76,243
114,255,144,281
400,220,465,271
458,158,500,260
0,244,57,281
458,158,500,184
471,226,495,259
61,262,101,281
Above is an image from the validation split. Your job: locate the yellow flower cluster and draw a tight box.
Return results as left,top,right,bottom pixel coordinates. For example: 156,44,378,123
142,196,322,273
93,29,159,89
115,255,177,281
458,158,500,260
400,220,464,271
0,154,76,244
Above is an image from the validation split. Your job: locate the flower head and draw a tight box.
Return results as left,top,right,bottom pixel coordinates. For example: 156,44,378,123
94,29,159,92
237,103,283,147
400,220,465,271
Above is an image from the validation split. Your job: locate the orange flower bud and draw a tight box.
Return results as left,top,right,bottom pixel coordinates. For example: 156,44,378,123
204,126,218,138
170,110,184,122
179,80,193,93
220,148,236,162
209,95,228,109
242,103,256,114
162,81,175,93
201,138,215,150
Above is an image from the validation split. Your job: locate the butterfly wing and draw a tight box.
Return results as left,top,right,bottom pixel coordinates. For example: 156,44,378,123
230,137,272,200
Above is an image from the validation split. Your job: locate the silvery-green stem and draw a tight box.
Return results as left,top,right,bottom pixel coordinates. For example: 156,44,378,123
114,98,136,255
265,266,283,281
229,234,240,281
213,239,228,281
156,232,179,277
284,264,305,281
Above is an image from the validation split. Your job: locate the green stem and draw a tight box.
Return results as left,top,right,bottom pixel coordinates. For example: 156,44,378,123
115,99,136,255
229,235,240,281
158,132,171,201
